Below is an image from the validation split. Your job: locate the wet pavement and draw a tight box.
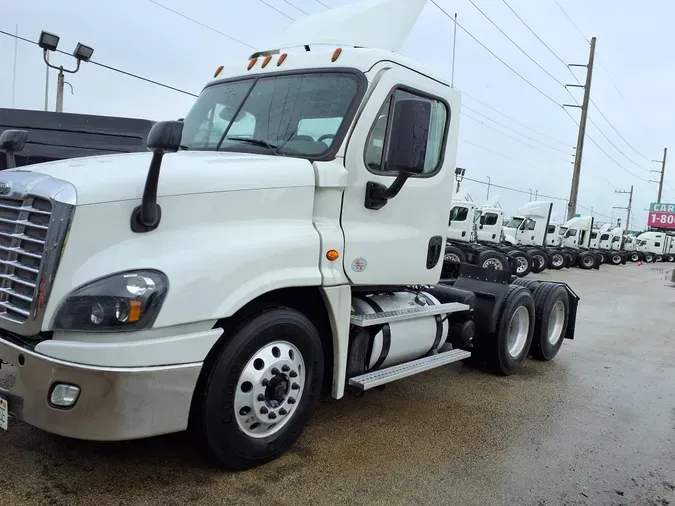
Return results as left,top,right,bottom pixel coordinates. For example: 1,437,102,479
1,263,674,505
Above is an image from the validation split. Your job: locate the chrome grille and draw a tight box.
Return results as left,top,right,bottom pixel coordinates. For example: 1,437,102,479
0,196,52,323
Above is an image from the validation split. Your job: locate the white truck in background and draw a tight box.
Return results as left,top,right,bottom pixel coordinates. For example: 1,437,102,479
0,0,580,470
635,231,675,263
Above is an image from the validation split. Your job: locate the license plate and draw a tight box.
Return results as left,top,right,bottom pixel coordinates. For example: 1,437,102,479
0,397,7,430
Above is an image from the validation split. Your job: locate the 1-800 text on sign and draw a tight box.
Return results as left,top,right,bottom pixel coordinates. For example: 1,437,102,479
648,212,675,229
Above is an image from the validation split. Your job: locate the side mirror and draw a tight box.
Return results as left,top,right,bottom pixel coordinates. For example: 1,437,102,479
364,98,432,210
383,98,431,174
131,121,183,233
0,129,28,169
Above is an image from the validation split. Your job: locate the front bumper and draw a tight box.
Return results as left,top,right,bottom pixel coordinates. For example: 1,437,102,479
0,337,202,440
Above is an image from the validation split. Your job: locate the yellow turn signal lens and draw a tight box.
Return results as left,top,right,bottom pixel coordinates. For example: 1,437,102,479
326,250,339,261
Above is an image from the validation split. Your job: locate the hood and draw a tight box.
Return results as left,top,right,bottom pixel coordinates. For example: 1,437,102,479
503,231,518,245
10,151,315,205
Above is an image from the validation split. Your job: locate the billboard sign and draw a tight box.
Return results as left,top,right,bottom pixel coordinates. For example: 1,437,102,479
648,203,675,229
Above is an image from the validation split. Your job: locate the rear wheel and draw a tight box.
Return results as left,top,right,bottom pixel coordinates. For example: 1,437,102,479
550,251,565,270
444,245,467,264
481,285,535,375
656,255,663,262
597,252,606,264
578,252,597,269
529,250,548,273
511,278,541,292
610,252,622,265
192,305,323,470
508,251,532,277
630,252,641,262
644,253,655,263
666,254,675,262
530,283,569,361
476,250,509,272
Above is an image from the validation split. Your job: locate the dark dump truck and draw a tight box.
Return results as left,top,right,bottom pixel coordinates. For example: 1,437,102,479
0,108,155,170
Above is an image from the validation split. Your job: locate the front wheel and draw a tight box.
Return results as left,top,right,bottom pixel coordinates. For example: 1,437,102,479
550,251,565,270
192,305,323,470
610,252,622,265
644,253,655,263
630,252,641,262
529,250,548,273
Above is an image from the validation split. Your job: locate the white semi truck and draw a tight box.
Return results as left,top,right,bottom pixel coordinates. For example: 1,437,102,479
0,0,579,470
635,231,675,262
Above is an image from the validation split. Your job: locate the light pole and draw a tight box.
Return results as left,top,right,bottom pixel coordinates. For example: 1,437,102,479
38,31,93,112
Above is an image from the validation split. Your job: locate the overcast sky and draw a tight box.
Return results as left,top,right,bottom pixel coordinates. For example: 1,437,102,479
1,0,673,229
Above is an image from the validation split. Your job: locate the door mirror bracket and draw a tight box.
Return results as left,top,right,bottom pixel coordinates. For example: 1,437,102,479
365,171,414,210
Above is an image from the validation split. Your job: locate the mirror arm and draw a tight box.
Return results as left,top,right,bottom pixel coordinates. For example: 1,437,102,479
364,172,412,210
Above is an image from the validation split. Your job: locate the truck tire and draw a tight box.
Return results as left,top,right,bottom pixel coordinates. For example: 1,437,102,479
507,251,532,277
444,245,466,264
511,278,541,292
529,249,548,273
577,252,596,270
529,283,569,361
550,251,565,270
608,252,622,265
485,285,535,375
563,252,574,268
666,254,675,262
656,255,663,262
192,305,323,470
596,252,606,264
629,252,641,262
476,250,508,272
644,253,655,263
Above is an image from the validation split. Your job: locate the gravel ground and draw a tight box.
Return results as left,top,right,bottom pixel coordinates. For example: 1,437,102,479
1,262,674,506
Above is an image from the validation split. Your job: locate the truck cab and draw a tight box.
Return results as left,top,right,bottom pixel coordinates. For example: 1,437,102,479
503,201,553,248
0,0,579,470
635,231,675,262
475,198,504,244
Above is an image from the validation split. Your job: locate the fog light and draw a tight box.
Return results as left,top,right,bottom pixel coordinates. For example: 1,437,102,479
50,383,80,408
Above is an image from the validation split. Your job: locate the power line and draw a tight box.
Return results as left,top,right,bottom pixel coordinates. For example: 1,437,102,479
563,108,649,183
461,111,573,162
314,0,331,6
500,0,569,70
0,29,199,97
147,0,255,49
552,0,590,43
586,114,651,173
259,0,297,20
466,0,567,88
462,140,555,173
430,0,561,107
462,105,573,154
280,0,308,14
551,0,655,163
461,91,572,147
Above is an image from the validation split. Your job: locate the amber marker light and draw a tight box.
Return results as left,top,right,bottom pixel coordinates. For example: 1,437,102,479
326,250,340,261
262,55,272,68
247,58,258,70
128,300,142,323
331,48,342,62
214,65,224,78
277,53,288,66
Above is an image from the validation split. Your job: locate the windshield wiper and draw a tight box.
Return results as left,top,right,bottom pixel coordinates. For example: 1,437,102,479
225,137,280,155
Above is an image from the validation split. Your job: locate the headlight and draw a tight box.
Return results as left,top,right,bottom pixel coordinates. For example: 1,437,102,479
52,271,168,332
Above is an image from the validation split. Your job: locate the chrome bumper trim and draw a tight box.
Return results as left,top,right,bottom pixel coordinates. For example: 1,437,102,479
0,337,202,440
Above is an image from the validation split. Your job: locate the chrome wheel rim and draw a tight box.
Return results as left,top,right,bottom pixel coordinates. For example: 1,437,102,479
583,256,594,267
552,254,564,267
445,253,461,263
547,300,565,345
506,306,530,358
631,254,639,261
483,258,504,270
534,255,545,269
515,257,528,274
234,341,305,438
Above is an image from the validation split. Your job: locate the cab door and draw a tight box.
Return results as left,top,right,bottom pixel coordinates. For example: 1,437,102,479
341,65,459,285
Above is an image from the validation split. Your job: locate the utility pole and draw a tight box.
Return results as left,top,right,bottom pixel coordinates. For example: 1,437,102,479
486,176,491,199
451,13,458,88
650,148,668,203
56,69,65,112
563,36,597,220
614,186,634,234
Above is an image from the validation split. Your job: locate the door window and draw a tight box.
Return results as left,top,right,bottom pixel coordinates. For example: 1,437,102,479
525,220,536,231
449,206,469,222
365,89,447,174
482,213,499,226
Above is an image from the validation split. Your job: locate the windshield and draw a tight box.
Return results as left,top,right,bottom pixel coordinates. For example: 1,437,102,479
559,227,568,236
181,72,363,158
505,217,524,229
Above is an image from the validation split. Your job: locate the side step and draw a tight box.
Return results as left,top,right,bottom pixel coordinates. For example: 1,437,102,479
350,302,470,327
348,349,471,391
